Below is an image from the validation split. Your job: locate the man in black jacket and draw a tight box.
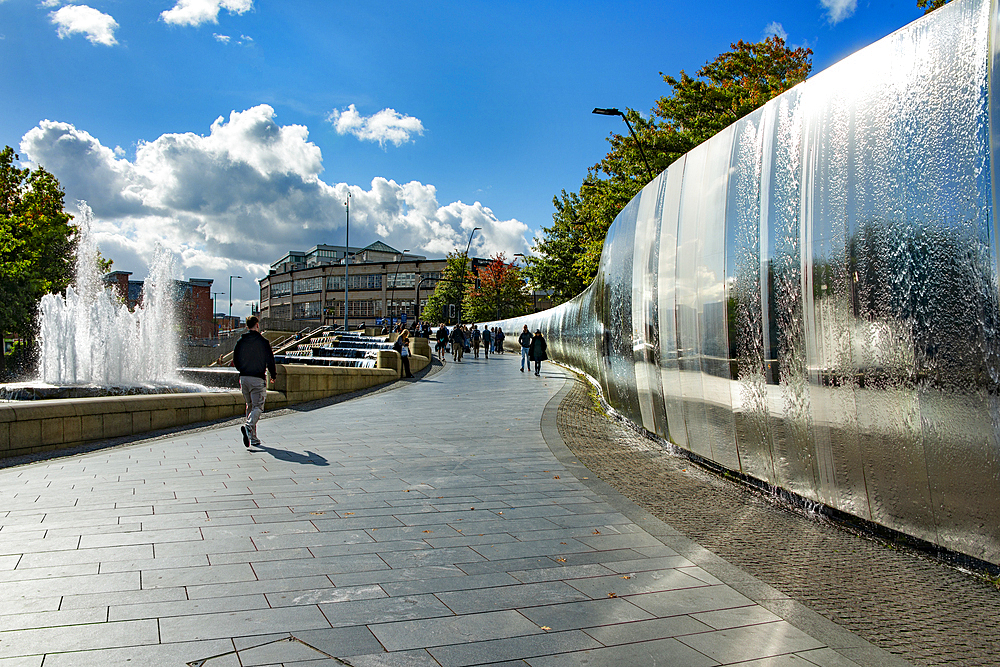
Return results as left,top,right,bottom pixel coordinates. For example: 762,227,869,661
233,316,276,448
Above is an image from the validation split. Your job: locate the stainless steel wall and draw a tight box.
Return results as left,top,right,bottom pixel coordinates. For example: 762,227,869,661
492,0,1000,565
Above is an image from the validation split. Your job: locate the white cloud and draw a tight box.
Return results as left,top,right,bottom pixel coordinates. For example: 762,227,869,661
50,4,118,46
19,105,530,308
327,104,425,148
820,0,857,24
160,0,252,27
763,21,788,42
213,33,230,43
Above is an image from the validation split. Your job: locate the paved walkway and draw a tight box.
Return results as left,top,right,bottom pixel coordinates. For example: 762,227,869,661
0,353,913,666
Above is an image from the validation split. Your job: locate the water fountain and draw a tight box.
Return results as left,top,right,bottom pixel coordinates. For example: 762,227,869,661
1,204,200,400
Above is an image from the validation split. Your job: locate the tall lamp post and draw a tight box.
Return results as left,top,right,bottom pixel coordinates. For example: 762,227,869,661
388,249,410,330
212,291,225,337
458,227,480,327
592,107,654,180
228,276,242,321
343,192,351,331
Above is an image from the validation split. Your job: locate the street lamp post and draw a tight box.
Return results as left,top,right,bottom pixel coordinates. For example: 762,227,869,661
592,107,654,180
212,291,225,338
343,192,351,331
458,227,480,327
228,276,242,320
388,249,410,331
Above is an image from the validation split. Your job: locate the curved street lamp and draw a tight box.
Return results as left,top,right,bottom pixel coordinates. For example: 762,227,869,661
388,249,410,330
343,192,351,331
458,228,481,326
592,107,654,180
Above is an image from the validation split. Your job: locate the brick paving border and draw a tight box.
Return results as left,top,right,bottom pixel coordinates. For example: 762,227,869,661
553,374,1000,667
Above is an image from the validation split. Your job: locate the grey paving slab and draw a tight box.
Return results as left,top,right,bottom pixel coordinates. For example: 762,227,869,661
0,355,898,666
37,639,237,667
109,592,269,621
159,603,331,642
369,609,542,652
0,607,107,632
427,629,602,667
0,620,158,659
341,649,442,666
677,621,826,664
565,568,712,599
319,593,454,628
581,615,714,644
266,583,387,607
525,637,719,667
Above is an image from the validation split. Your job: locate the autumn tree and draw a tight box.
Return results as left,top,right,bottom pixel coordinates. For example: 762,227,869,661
526,36,812,302
0,146,77,378
463,253,531,322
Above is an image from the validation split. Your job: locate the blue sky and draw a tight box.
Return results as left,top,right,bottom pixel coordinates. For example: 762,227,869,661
1,0,929,315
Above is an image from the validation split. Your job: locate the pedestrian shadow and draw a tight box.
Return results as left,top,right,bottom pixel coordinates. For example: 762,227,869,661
255,445,329,466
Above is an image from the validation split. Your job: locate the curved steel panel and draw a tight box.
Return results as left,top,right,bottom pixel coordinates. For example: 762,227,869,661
489,0,999,565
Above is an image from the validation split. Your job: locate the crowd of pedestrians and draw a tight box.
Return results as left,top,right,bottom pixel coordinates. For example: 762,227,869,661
417,320,549,375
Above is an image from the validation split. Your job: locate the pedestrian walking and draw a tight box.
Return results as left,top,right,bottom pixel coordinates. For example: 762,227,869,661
482,326,492,359
451,325,466,362
518,325,532,372
529,329,547,376
471,324,481,359
394,329,414,378
233,316,276,449
436,323,448,361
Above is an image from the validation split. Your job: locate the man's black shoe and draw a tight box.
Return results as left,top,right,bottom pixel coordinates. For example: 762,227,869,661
241,426,251,448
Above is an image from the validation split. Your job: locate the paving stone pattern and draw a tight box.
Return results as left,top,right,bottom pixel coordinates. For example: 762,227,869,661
556,380,1000,667
0,353,917,665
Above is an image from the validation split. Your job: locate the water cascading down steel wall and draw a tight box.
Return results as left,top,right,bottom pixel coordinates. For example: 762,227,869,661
497,0,1000,565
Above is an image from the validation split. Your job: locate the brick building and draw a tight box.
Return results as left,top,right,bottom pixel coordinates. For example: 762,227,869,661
104,272,215,340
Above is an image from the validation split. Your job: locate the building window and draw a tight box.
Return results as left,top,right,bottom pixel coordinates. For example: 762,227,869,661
327,274,382,291
387,272,416,289
293,301,322,319
271,282,292,297
270,304,291,320
260,286,269,301
293,277,323,294
325,300,381,318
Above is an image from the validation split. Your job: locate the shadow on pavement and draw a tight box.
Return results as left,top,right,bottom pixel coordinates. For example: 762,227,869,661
255,445,329,466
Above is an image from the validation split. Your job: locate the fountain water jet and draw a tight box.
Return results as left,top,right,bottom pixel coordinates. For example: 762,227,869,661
1,203,198,399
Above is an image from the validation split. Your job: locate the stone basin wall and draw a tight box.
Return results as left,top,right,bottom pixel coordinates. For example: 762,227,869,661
0,352,426,460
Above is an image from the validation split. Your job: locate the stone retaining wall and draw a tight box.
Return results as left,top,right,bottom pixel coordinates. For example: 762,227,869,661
0,353,427,460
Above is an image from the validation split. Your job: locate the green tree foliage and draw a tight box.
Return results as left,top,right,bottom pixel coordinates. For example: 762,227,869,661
527,36,812,303
464,253,530,322
422,251,473,324
917,0,950,12
0,146,77,377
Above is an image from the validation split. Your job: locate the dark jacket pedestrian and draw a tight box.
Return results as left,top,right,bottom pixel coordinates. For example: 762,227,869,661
450,326,466,361
234,324,277,381
435,324,449,359
518,325,532,372
529,330,547,376
233,316,276,448
482,326,492,358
